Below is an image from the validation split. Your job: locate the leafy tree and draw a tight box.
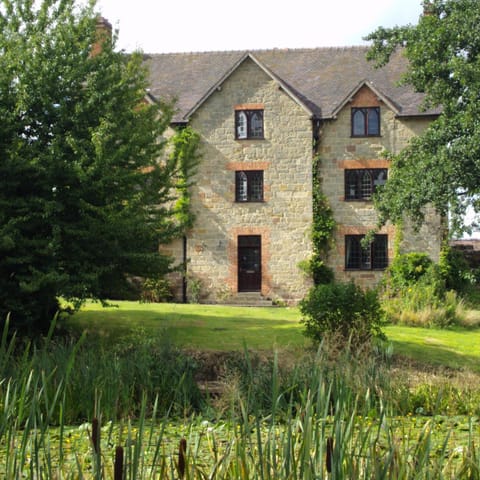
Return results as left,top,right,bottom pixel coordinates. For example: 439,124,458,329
0,0,199,332
365,0,480,236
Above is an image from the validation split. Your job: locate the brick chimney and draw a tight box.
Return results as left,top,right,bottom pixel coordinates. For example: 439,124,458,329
422,1,435,16
91,16,112,56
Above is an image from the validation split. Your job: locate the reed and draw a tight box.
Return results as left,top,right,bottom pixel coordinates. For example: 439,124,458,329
0,320,479,478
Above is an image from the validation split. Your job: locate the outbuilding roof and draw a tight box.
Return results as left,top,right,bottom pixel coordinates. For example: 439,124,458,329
145,46,438,123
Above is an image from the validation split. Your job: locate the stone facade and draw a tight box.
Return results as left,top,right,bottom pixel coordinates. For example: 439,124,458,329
148,49,442,303
319,86,442,288
183,58,313,304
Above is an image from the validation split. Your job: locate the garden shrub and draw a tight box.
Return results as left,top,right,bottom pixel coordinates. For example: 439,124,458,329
380,252,467,328
141,277,173,303
187,275,202,303
439,246,476,293
383,252,440,292
300,281,386,346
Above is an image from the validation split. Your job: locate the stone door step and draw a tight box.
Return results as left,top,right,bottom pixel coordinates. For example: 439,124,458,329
227,292,273,307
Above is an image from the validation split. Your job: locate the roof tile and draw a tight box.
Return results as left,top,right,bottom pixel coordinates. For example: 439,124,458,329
145,47,438,123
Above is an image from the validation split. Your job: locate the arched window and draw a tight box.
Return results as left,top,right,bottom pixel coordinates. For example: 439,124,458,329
250,112,263,138
235,109,264,139
235,171,264,202
360,170,373,199
236,111,247,139
236,171,248,201
351,107,380,136
367,108,380,135
352,109,366,136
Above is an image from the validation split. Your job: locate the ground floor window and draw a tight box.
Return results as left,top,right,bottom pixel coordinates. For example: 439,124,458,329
345,234,388,270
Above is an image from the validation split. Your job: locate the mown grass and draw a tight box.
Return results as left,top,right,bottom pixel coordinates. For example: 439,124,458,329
385,325,480,372
66,301,480,372
64,301,308,351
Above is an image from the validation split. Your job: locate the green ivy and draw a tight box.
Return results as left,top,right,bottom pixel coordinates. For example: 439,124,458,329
301,155,335,285
171,126,201,232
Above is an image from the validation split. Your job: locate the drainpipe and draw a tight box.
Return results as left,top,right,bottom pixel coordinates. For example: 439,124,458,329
312,117,321,154
182,235,188,303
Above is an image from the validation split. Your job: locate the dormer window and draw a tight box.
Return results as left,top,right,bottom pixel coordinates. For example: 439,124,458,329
235,109,264,140
351,107,380,137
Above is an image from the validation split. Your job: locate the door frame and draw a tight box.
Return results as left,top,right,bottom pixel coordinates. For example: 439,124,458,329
237,235,262,292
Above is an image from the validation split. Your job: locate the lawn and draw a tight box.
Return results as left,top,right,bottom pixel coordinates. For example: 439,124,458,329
65,301,309,351
66,301,480,372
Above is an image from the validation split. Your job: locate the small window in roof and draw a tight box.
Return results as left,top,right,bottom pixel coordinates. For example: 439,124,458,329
351,107,380,137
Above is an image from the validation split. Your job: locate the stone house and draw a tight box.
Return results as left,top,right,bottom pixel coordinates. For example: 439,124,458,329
145,47,442,304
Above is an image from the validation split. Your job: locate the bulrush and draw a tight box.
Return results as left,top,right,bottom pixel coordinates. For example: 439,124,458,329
178,438,187,478
114,446,124,480
91,417,100,455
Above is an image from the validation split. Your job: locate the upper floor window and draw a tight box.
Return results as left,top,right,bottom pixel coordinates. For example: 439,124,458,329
345,234,388,270
235,170,264,202
351,107,380,137
235,110,264,139
345,168,387,200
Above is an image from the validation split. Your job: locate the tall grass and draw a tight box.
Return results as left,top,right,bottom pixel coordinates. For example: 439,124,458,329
0,322,203,424
0,320,479,478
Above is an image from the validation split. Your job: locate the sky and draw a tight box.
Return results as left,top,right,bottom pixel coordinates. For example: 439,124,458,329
93,0,425,54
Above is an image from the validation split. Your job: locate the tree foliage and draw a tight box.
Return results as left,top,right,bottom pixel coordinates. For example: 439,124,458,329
0,0,199,331
365,0,480,235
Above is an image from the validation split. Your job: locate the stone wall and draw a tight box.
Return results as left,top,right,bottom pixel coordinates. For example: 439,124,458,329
164,76,441,300
183,57,314,304
319,86,441,288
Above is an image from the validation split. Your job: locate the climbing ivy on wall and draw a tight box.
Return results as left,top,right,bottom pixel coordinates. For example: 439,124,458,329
171,126,201,232
301,155,336,284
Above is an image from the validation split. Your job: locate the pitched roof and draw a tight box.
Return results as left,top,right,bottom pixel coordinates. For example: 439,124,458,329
145,47,438,123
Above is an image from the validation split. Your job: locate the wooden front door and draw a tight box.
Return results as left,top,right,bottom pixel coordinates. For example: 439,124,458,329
238,235,261,292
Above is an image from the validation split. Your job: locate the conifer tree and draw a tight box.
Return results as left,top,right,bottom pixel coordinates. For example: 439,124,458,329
0,0,199,331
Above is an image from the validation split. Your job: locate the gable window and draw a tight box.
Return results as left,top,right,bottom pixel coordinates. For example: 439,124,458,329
235,170,264,202
345,234,388,270
351,107,380,136
345,168,387,200
235,110,264,139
